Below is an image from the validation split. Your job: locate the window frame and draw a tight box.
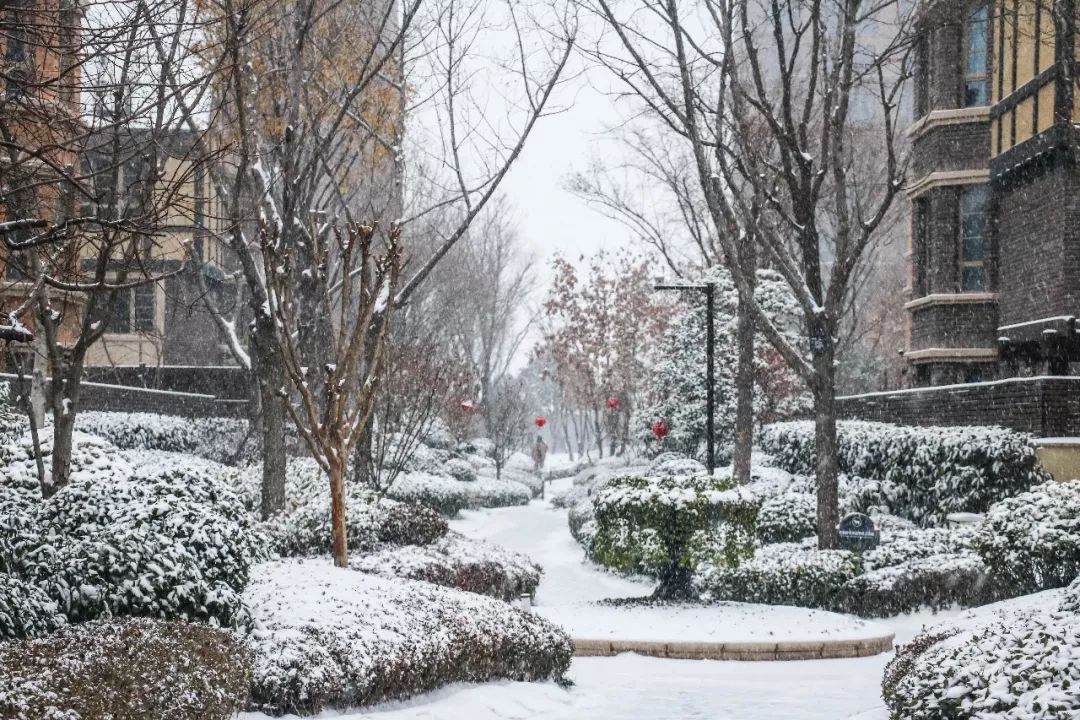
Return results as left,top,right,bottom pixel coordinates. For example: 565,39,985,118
959,185,989,292
963,1,992,108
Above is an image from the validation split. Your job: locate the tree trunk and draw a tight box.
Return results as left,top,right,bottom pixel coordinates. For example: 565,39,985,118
46,362,82,499
30,333,47,429
254,316,287,520
329,458,348,567
813,336,841,549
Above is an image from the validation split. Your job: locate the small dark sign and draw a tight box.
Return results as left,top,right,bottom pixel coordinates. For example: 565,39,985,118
837,512,879,552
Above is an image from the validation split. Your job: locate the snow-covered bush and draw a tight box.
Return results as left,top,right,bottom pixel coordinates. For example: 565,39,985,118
760,420,1049,526
388,472,531,515
0,618,252,720
352,532,542,601
756,492,817,543
862,525,976,572
640,268,810,461
272,493,447,557
973,481,1080,595
245,560,572,715
592,474,757,597
696,543,862,609
645,452,707,478
16,464,270,627
445,457,478,482
75,410,256,465
832,553,992,617
1,429,134,494
0,573,64,641
885,601,1080,719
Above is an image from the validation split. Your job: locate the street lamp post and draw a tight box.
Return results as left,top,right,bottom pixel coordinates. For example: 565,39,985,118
655,278,717,475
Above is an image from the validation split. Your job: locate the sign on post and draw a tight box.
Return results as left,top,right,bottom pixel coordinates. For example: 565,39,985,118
837,512,880,552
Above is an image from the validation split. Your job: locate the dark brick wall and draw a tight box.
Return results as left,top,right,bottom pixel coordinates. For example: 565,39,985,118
1,374,246,418
911,122,991,178
838,377,1080,437
909,301,999,351
995,164,1080,326
82,365,250,401
161,273,238,366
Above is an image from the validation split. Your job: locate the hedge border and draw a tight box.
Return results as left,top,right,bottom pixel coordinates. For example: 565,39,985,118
572,633,894,661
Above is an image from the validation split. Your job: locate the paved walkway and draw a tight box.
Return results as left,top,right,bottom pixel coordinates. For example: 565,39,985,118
452,479,895,654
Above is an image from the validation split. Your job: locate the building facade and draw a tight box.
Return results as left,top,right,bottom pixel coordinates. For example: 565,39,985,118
906,0,1080,386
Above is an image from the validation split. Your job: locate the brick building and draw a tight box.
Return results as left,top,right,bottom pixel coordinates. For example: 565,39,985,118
905,0,1080,385
839,0,1080,441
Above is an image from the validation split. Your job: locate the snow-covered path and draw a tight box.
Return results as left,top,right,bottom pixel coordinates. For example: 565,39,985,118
453,478,892,646
265,478,958,720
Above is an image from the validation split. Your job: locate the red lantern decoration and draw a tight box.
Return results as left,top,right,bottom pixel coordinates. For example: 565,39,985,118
460,400,474,412
534,416,548,428
606,396,621,410
651,420,670,440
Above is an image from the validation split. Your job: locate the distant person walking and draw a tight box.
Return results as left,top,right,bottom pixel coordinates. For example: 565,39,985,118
531,435,548,475
531,435,549,499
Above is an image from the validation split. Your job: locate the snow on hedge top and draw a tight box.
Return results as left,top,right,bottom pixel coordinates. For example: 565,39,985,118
0,430,130,493
595,474,754,514
760,420,1048,525
244,559,572,714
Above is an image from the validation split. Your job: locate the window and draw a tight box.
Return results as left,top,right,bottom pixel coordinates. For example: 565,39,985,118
964,2,991,107
960,185,989,291
3,2,30,99
107,284,156,334
913,197,930,296
915,33,932,117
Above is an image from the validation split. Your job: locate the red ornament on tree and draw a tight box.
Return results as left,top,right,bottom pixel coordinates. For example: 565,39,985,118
606,396,621,410
651,420,670,440
534,416,548,428
460,400,475,412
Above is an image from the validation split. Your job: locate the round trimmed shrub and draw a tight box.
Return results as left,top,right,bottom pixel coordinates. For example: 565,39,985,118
972,481,1080,595
592,474,757,598
832,553,993,617
0,618,252,720
352,532,542,601
445,458,478,482
0,573,64,641
756,492,816,543
885,610,1080,719
19,465,270,627
696,543,862,608
273,495,448,556
646,452,707,477
246,560,571,715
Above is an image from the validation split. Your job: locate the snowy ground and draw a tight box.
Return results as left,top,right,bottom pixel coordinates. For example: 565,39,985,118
244,475,962,720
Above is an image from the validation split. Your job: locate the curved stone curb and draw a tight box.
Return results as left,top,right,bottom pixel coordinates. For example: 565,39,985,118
572,634,894,661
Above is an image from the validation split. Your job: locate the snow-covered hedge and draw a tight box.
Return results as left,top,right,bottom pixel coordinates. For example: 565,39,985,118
884,592,1080,719
388,472,531,515
352,532,542,601
592,475,757,595
696,543,862,609
832,553,992,617
271,493,448,557
760,421,1049,526
13,460,271,627
74,410,256,465
0,573,64,641
0,618,252,720
972,481,1080,595
245,560,572,715
756,492,817,544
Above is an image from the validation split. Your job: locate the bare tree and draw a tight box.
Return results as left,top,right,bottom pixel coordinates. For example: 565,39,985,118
1,0,224,495
263,222,401,567
484,376,530,479
581,0,914,546
169,0,574,514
